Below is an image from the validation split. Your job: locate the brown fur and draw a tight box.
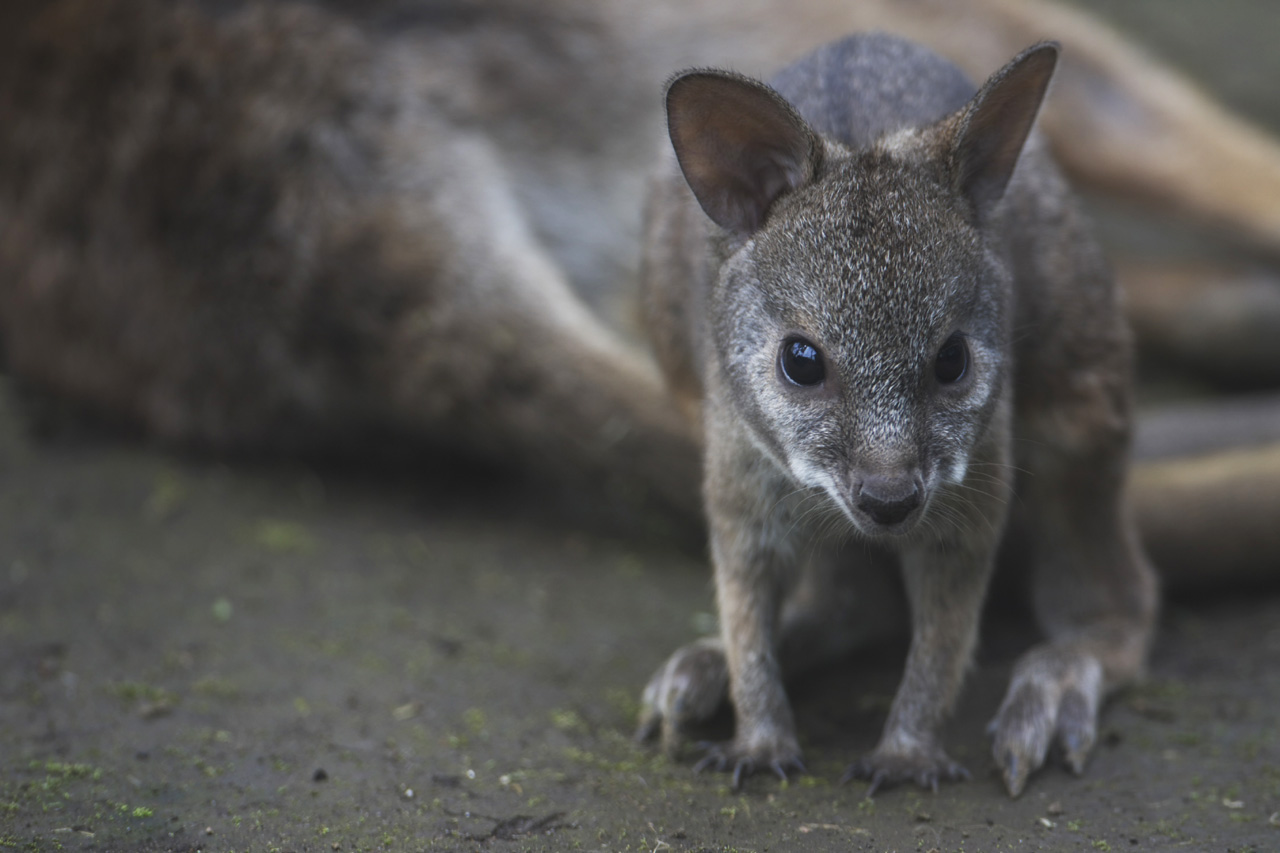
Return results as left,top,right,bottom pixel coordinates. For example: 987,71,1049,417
0,0,699,513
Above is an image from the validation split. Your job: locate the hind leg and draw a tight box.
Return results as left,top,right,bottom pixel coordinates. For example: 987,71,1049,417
992,378,1158,796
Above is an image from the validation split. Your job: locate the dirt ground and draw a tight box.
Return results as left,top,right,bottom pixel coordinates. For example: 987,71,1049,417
1,380,1279,853
3,2,1280,852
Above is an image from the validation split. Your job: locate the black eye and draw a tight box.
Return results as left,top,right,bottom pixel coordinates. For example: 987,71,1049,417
780,337,825,386
935,334,969,384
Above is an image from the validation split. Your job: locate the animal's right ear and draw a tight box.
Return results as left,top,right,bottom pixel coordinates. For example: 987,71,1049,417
948,42,1059,223
666,71,821,236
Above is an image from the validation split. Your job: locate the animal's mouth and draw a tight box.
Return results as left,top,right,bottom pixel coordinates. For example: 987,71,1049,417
843,501,926,538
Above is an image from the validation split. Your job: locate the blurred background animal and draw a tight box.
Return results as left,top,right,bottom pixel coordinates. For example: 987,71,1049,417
1,0,1278,577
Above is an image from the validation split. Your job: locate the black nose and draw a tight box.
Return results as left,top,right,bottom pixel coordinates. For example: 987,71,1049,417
856,474,921,527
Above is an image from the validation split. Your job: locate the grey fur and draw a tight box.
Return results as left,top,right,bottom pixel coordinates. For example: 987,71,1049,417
639,33,1157,797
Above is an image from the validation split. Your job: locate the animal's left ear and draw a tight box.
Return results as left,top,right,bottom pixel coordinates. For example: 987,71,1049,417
949,42,1059,221
665,70,822,236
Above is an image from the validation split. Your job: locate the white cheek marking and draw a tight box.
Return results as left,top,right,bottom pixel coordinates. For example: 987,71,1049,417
785,453,828,491
787,453,863,529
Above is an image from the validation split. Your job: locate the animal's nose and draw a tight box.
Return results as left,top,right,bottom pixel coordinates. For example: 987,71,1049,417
856,473,921,526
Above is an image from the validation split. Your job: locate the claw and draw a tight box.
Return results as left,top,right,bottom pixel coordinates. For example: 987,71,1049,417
1001,752,1027,798
841,748,968,797
634,638,731,757
1061,731,1088,773
992,649,1106,797
693,748,724,775
634,712,659,744
865,769,887,799
689,739,803,789
768,757,804,782
837,757,865,787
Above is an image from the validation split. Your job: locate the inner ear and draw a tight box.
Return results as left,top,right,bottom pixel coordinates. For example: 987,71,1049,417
950,42,1059,221
666,71,821,235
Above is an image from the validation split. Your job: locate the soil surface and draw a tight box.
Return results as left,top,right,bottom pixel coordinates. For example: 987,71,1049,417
3,3,1280,852
2,379,1279,853
1,380,1278,853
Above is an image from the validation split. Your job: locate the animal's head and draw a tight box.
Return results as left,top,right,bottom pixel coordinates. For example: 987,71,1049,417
666,43,1057,536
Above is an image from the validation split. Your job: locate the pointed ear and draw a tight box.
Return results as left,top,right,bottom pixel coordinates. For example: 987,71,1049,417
665,71,822,236
950,42,1058,221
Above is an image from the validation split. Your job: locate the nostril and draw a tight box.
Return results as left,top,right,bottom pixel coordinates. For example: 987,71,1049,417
856,474,921,526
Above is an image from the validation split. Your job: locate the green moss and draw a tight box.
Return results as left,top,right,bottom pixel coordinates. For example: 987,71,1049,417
604,687,641,721
192,675,242,700
463,708,488,735
211,597,234,622
550,708,587,734
143,469,187,521
29,761,101,782
104,681,178,709
252,520,317,554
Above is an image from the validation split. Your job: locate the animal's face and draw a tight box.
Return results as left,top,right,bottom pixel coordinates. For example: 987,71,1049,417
667,44,1057,537
710,153,1010,537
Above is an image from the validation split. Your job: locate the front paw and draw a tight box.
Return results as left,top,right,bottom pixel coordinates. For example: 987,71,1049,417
841,742,969,796
694,732,805,791
635,637,729,753
989,649,1103,797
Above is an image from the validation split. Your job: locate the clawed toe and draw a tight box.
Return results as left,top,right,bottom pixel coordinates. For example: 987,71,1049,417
692,743,729,775
692,740,804,790
635,638,730,755
840,748,968,797
770,756,805,782
990,652,1104,797
633,711,660,744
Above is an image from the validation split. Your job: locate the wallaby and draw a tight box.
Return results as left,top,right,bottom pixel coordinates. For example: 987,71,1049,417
0,0,702,523
1,0,1276,796
637,34,1158,797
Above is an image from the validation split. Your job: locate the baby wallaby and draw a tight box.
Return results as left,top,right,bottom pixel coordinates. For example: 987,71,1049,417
637,34,1157,797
